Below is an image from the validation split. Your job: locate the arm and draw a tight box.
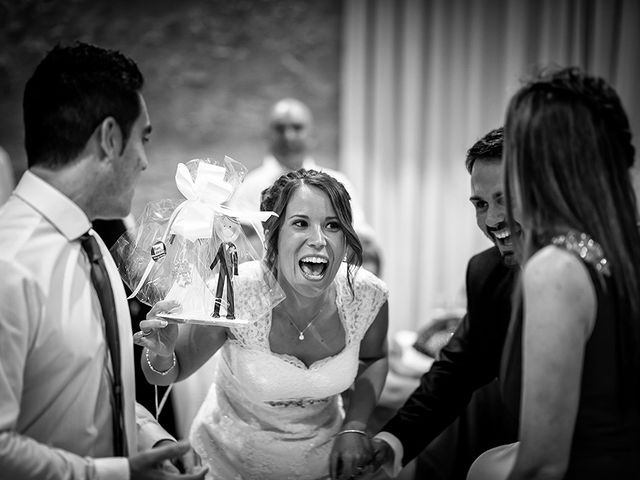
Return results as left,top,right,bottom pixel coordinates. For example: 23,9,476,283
380,251,513,466
231,247,238,275
135,404,203,476
0,261,128,480
0,431,125,480
507,248,595,480
344,301,389,430
136,301,228,387
135,403,174,451
0,265,206,480
209,245,222,270
330,301,389,480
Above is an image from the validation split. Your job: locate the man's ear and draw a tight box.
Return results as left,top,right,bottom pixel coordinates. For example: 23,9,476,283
98,116,124,160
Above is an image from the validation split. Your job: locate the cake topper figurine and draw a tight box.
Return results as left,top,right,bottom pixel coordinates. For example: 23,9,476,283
112,156,284,326
210,215,240,319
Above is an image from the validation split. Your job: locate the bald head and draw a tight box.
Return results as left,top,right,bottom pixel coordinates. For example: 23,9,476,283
267,98,315,170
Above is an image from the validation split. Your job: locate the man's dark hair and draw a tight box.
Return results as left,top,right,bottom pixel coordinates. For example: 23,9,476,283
23,42,144,169
465,127,503,173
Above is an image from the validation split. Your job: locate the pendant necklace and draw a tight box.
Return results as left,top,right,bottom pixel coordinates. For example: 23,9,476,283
284,289,333,341
288,308,324,341
289,317,316,341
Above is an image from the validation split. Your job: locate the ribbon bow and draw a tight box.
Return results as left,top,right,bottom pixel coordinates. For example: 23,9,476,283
172,160,276,242
127,158,277,299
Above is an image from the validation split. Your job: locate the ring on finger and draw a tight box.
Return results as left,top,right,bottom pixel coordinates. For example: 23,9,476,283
141,330,153,337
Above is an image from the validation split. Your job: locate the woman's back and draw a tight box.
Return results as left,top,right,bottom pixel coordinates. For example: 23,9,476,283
498,233,640,479
565,248,640,477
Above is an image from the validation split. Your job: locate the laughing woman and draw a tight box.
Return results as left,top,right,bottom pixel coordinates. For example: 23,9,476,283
468,68,640,479
136,169,389,480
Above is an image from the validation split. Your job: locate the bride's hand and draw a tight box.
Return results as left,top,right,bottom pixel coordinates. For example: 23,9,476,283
133,300,181,357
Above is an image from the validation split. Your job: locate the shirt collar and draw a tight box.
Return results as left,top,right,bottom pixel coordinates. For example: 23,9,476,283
14,170,91,241
263,155,317,171
302,157,317,169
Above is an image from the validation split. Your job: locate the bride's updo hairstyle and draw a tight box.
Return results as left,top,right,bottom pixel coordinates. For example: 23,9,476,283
260,169,363,295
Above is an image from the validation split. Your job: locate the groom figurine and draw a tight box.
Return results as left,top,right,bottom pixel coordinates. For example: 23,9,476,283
210,215,240,319
365,128,522,478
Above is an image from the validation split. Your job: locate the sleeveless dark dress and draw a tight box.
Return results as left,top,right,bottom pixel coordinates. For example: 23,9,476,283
498,233,640,478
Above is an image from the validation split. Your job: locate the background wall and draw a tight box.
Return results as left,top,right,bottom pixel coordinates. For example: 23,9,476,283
2,0,639,338
342,0,640,336
0,0,342,216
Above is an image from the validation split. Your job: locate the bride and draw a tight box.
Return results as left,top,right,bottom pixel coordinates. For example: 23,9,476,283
135,169,389,480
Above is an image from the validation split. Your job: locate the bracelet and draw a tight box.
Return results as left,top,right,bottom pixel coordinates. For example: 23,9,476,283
336,429,368,437
145,349,176,376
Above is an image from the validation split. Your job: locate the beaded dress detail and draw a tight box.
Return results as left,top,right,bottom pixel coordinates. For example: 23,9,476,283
190,261,388,480
550,230,610,276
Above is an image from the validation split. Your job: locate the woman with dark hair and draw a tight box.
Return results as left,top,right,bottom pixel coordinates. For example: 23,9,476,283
468,68,640,479
137,169,389,479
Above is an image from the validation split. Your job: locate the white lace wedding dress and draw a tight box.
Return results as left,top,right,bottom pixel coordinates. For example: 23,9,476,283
189,262,388,480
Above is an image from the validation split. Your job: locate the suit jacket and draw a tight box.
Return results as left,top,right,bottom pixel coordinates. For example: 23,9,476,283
382,246,519,464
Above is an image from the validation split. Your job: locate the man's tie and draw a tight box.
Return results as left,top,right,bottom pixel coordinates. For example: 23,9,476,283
80,233,127,456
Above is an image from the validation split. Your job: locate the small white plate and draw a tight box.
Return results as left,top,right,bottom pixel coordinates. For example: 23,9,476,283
157,313,250,327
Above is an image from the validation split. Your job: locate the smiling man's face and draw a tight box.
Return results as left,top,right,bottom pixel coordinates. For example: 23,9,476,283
470,158,522,265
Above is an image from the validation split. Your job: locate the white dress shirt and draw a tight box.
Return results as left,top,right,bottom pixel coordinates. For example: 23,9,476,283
0,171,171,480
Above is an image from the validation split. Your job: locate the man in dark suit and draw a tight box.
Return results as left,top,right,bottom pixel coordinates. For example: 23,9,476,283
363,127,522,478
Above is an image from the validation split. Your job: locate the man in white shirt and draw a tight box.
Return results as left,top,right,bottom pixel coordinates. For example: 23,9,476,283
0,42,206,480
227,98,381,274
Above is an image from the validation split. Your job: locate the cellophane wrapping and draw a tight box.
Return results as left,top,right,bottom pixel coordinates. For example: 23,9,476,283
111,157,284,324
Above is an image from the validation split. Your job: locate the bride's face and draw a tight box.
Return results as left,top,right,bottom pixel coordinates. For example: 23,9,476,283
276,184,346,299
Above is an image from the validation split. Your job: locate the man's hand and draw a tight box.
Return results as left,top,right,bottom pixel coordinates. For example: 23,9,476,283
372,437,394,469
153,439,202,474
358,438,395,479
129,440,208,480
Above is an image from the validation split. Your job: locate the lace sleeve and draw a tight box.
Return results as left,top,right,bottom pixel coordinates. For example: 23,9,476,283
227,261,273,349
338,266,389,346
